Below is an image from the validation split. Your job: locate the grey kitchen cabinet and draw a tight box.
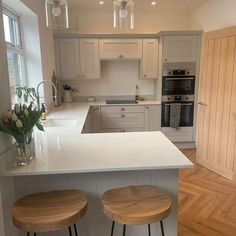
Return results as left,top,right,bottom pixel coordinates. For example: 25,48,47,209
99,39,142,60
163,36,197,63
59,38,80,79
141,39,158,79
80,39,100,79
144,105,161,131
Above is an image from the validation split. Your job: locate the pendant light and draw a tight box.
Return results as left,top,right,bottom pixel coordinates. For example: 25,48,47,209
45,0,69,29
113,0,134,30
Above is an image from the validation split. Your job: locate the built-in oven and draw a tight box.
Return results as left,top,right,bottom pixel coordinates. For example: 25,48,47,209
162,69,195,96
161,95,194,127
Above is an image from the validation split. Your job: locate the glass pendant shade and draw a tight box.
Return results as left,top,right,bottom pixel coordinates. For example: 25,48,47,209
113,0,134,30
45,0,69,29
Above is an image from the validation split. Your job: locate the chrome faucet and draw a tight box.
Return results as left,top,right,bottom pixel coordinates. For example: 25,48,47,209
36,80,59,110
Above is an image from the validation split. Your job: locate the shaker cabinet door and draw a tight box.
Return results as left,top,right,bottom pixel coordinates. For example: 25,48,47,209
80,39,100,79
59,38,80,79
141,39,158,79
99,39,142,59
144,105,161,131
163,36,197,63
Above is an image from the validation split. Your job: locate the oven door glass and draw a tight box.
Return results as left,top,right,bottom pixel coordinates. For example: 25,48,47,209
161,102,194,127
162,76,195,95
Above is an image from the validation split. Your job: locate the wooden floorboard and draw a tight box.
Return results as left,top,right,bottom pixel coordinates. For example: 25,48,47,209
178,149,236,236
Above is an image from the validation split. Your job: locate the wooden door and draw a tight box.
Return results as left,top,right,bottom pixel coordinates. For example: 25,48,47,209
197,27,236,181
163,36,197,63
141,39,158,79
80,39,100,80
59,38,80,79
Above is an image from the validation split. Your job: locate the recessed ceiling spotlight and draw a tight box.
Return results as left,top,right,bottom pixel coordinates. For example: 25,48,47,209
99,1,105,5
151,1,157,5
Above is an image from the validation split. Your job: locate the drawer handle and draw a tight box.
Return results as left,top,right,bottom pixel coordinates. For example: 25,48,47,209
121,114,126,118
119,54,124,59
121,108,125,111
120,129,126,132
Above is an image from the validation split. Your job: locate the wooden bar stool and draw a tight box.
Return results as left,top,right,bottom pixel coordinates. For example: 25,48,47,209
102,185,172,236
12,190,87,236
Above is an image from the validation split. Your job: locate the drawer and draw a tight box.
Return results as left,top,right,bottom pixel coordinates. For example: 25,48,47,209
161,127,194,142
101,105,144,113
101,128,144,133
101,113,144,129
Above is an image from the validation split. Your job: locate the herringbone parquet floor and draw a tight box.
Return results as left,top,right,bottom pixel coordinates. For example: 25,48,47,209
178,149,236,236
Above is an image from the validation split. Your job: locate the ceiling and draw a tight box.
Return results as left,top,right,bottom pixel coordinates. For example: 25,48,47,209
68,0,209,12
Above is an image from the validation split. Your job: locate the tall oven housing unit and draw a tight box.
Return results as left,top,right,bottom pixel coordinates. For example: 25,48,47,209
161,69,196,142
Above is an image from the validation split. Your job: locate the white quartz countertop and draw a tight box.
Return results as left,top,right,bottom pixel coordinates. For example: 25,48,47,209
2,102,193,176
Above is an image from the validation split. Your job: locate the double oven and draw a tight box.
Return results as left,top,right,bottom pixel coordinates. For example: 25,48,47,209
161,69,195,128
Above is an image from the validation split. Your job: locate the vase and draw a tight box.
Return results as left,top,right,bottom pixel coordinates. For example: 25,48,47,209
12,131,35,167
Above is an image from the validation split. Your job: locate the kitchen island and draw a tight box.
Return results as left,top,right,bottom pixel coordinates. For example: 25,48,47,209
0,103,193,236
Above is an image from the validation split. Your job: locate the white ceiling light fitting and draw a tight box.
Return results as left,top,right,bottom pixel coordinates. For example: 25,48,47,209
45,0,69,29
113,0,134,30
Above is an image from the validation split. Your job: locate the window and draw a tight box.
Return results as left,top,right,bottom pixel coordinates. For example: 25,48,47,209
3,7,25,103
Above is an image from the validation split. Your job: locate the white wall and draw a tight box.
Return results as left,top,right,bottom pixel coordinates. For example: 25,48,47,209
191,0,236,32
61,10,193,34
66,61,154,98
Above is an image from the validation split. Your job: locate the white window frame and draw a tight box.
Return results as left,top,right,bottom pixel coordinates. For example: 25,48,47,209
3,6,26,102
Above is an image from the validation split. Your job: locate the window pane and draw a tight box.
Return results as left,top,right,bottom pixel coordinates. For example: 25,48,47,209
7,51,22,87
3,13,20,46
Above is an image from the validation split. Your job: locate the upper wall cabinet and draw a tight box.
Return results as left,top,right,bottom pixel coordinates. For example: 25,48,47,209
163,36,197,63
141,39,158,79
80,39,100,80
59,38,80,79
99,39,142,60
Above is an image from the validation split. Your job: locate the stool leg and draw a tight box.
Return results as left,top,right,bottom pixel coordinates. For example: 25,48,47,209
74,224,78,236
68,226,73,236
34,233,36,236
26,233,30,236
148,224,151,236
160,221,165,236
111,221,115,236
122,225,126,236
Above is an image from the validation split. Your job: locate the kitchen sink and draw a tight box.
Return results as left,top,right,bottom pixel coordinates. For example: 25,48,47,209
42,119,78,127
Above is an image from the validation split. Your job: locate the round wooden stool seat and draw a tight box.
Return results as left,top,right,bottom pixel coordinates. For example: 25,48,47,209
102,185,172,225
12,190,87,233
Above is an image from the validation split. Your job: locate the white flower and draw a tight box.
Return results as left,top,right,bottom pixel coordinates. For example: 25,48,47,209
16,119,23,128
11,113,18,122
14,104,20,114
24,109,29,117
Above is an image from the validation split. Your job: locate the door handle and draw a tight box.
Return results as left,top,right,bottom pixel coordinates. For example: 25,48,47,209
198,102,207,106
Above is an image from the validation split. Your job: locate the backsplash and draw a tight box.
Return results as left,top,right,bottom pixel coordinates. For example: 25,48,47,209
60,60,155,100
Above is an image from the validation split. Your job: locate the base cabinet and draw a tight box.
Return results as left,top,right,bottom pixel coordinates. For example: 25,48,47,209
144,105,161,131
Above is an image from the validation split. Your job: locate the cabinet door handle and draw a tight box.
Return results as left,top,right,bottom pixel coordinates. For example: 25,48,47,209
121,114,126,118
146,106,149,109
164,58,168,62
144,74,147,78
121,107,125,111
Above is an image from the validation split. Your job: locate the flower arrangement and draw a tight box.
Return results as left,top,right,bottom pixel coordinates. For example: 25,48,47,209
0,103,43,143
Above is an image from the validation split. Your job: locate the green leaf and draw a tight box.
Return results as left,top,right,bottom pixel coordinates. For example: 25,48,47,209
36,121,44,131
